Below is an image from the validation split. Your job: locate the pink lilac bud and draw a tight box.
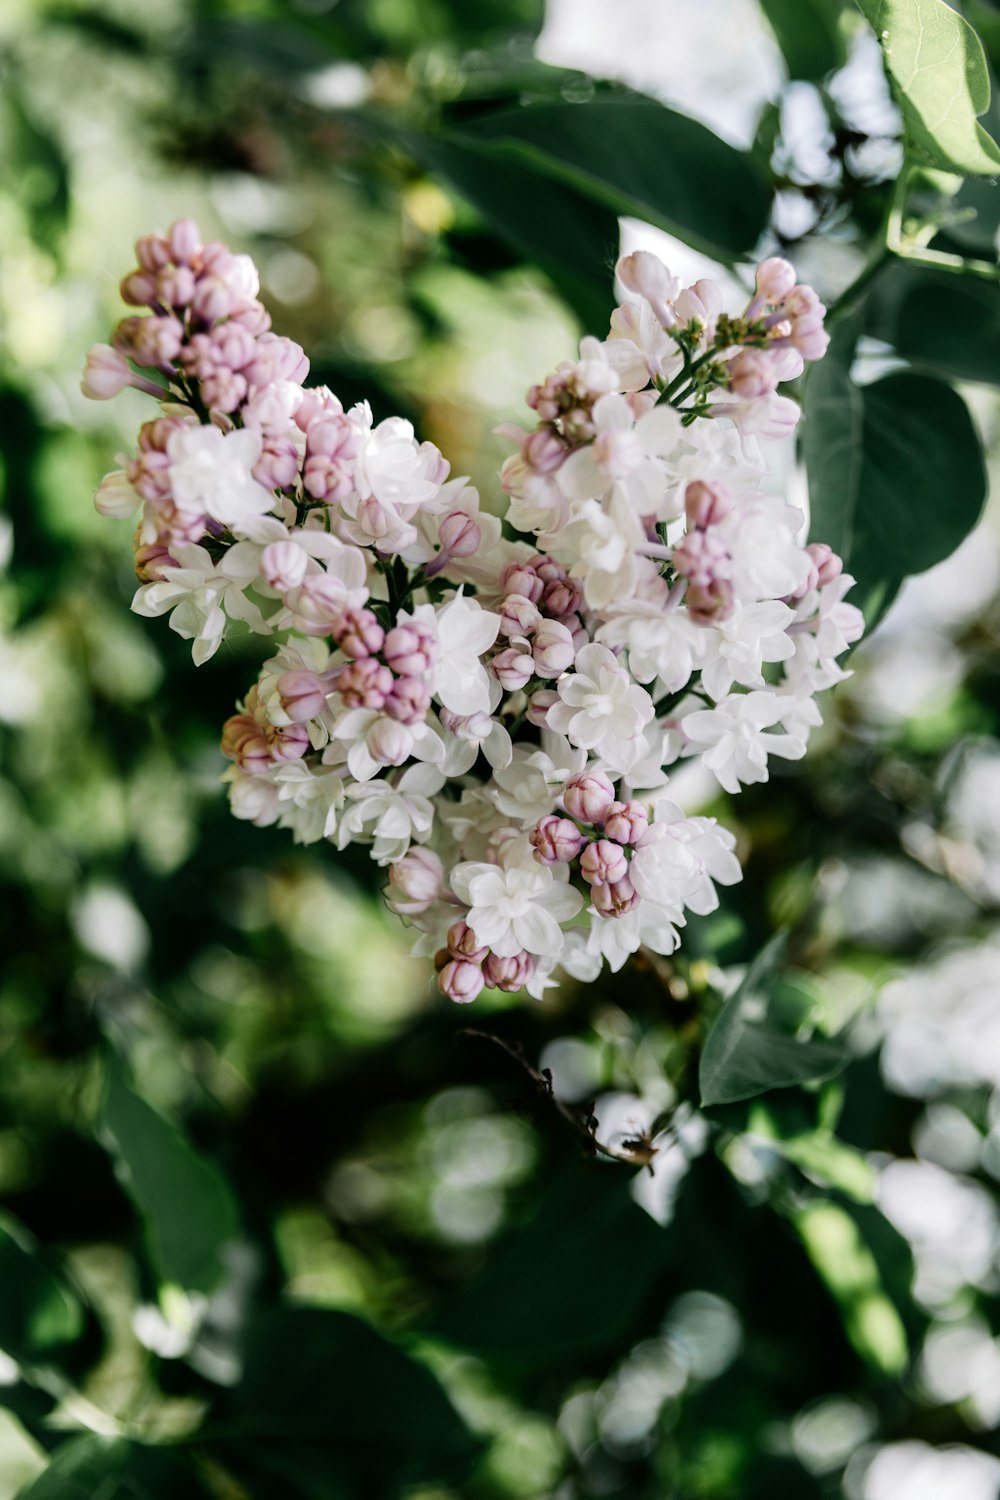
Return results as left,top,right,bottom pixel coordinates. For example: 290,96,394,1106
438,509,481,557
81,344,132,399
447,920,489,962
807,542,843,588
562,770,616,825
368,716,411,766
672,528,732,589
200,369,247,413
384,676,431,725
384,622,438,677
135,234,171,273
387,848,444,914
191,275,235,324
438,959,485,1004
336,658,393,710
156,264,196,309
491,646,534,692
500,561,544,604
276,670,327,722
245,333,309,388
209,321,256,371
527,688,559,727
616,250,679,324
530,815,586,865
686,578,735,624
295,387,343,431
333,607,384,659
131,316,184,367
254,436,300,492
483,951,536,992
755,256,796,302
684,479,732,530
522,427,567,474
783,285,823,319
790,314,829,361
728,348,779,400
120,271,158,307
603,800,649,846
591,876,639,918
541,576,582,618
500,593,542,638
562,614,590,651
532,619,575,677
269,722,311,764
94,471,138,518
229,300,271,337
134,542,176,581
291,574,355,635
167,219,201,265
261,540,309,594
580,839,629,887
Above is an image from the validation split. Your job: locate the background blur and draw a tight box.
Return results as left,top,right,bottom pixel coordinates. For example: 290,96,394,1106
3,1,1000,1497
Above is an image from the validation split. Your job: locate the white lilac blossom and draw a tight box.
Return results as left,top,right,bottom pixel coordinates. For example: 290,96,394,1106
85,224,861,1002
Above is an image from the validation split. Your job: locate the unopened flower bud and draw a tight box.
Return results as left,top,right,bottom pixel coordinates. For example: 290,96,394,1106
368,716,411,766
120,271,158,307
790,313,829,361
532,619,575,678
562,770,616,825
530,815,586,865
134,234,171,273
755,256,796,302
134,542,176,581
527,688,559,727
384,622,438,677
94,470,139,518
807,542,843,588
290,575,355,635
500,593,542,638
277,670,327,722
156,264,196,309
522,428,567,474
333,607,385,659
191,275,235,324
500,561,544,604
438,509,481,557
336,658,393,710
491,646,534,692
728,348,778,400
387,848,444,915
541,576,582,618
686,578,735,624
580,839,629,887
81,344,132,400
483,951,535,992
260,540,309,594
591,875,639,918
603,800,649,846
384,676,431,725
438,958,485,1004
447,920,488,962
684,479,732,530
616,250,680,323
167,218,202,265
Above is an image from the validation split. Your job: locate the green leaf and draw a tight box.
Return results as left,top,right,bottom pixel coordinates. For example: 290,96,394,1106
803,321,987,622
430,1165,667,1358
213,1306,477,1496
760,0,848,82
855,0,1000,175
893,271,1000,384
747,1105,876,1202
466,94,771,261
403,130,618,328
699,935,848,1108
792,1201,908,1374
16,1435,215,1499
98,1052,240,1297
0,1214,86,1369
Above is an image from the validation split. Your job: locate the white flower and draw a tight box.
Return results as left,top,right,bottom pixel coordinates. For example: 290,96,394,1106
132,541,271,664
558,393,681,515
337,762,445,865
598,598,707,695
489,739,588,825
547,642,655,774
717,494,809,603
440,709,513,776
403,594,501,718
555,494,642,610
357,411,445,509
273,761,344,843
630,801,742,917
700,600,795,702
331,708,444,783
166,425,276,536
225,766,281,827
681,690,807,794
451,836,582,958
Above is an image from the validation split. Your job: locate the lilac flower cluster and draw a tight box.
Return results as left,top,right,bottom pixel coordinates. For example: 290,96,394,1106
84,224,862,1002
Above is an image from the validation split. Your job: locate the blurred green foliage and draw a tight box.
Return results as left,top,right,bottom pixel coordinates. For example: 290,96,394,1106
2,0,1000,1497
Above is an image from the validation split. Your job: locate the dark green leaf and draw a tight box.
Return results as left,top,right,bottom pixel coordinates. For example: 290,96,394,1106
99,1052,240,1296
0,1214,86,1368
431,1165,667,1358
855,0,1000,175
760,0,848,82
401,130,618,327
803,321,987,622
16,1435,215,1500
466,95,771,261
699,935,848,1108
893,271,1000,384
213,1306,477,1496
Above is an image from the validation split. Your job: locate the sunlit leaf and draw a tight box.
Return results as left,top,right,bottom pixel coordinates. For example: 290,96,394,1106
699,936,848,1108
16,1435,215,1499
855,0,1000,175
792,1201,908,1374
